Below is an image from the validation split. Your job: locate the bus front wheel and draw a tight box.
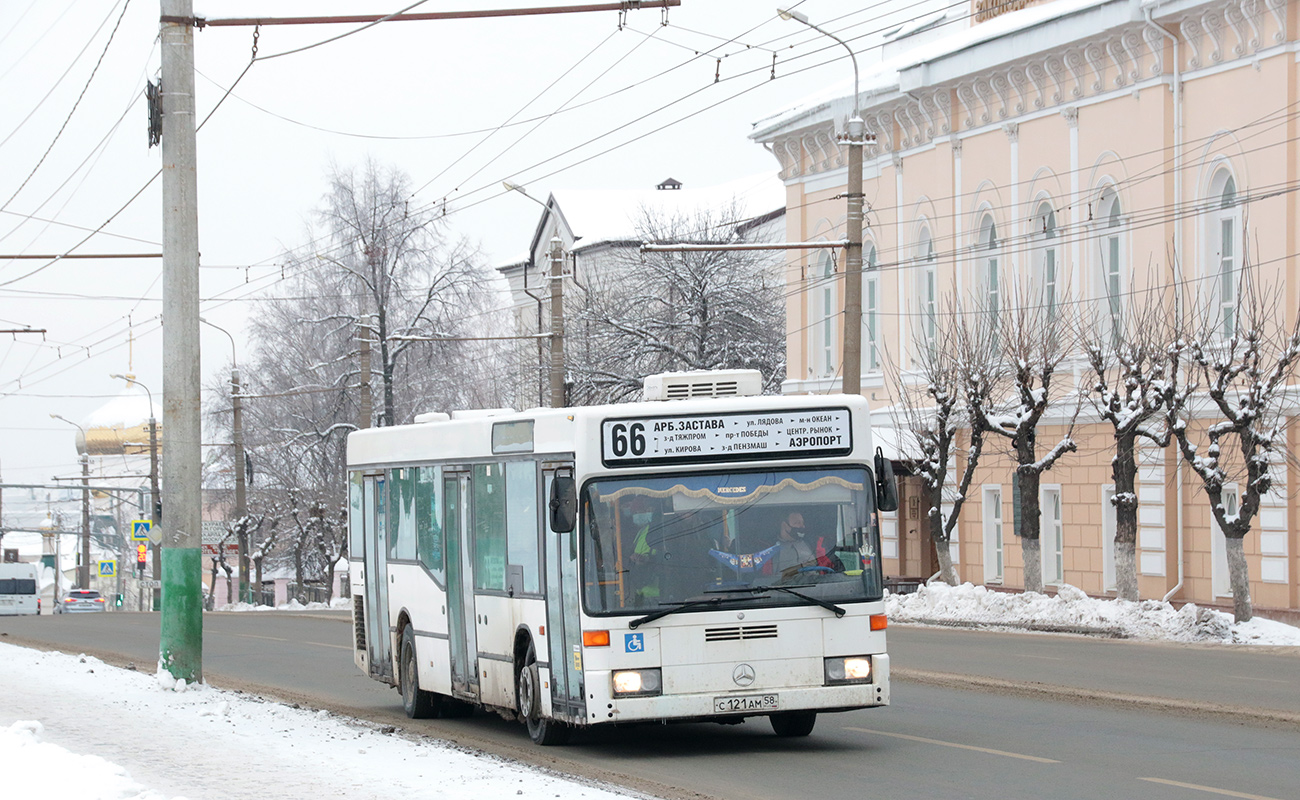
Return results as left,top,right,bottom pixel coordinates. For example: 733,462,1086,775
769,711,817,737
518,642,570,746
399,625,439,719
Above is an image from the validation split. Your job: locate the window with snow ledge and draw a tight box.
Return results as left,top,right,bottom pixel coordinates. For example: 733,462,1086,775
864,242,881,374
1031,200,1059,321
1094,187,1126,346
912,225,938,364
977,213,1000,333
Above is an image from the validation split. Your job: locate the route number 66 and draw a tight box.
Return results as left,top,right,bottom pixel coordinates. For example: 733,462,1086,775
609,422,647,457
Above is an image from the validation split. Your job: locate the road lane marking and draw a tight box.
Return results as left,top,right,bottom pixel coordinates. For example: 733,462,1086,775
1139,777,1285,799
1020,655,1063,660
229,632,352,651
844,727,1060,763
1226,675,1291,684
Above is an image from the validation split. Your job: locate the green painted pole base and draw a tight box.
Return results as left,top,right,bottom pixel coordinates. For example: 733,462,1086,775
159,546,203,684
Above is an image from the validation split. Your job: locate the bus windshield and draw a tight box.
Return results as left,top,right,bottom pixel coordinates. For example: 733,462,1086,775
581,467,882,616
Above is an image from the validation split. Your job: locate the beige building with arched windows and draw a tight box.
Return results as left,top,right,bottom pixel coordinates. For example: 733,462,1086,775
753,0,1299,619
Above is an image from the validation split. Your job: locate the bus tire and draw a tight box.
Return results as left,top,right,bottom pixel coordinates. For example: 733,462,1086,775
518,642,570,746
769,711,817,737
399,625,439,719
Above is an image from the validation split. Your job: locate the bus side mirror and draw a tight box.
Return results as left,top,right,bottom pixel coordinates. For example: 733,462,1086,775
549,476,577,533
874,447,899,513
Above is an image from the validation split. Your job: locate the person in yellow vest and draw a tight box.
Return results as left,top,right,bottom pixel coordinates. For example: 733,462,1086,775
625,495,660,603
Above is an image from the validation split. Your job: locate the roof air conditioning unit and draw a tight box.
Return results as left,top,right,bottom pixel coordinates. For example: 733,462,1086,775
642,369,763,401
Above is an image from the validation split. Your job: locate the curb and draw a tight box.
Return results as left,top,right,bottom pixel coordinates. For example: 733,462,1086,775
892,667,1300,729
898,617,1128,637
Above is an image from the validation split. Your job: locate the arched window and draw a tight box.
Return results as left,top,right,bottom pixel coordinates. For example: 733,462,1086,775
1033,201,1059,319
916,227,937,358
1208,170,1240,340
1098,188,1124,342
818,251,836,376
979,214,1000,325
864,243,880,372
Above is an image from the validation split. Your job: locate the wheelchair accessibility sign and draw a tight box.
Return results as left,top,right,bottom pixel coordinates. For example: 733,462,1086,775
624,633,644,653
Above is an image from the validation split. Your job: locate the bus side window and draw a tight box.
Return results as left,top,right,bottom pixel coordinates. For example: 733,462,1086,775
473,463,507,591
348,472,364,559
505,461,540,594
389,468,418,561
416,466,444,582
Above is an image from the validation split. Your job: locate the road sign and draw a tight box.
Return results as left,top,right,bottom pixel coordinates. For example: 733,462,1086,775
140,579,161,589
136,543,148,565
97,560,116,578
131,520,151,541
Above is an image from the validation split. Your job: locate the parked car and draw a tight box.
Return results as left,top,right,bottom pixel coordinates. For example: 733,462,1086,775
58,589,106,613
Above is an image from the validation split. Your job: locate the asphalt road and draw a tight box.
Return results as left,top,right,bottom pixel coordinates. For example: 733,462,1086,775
3,611,1299,800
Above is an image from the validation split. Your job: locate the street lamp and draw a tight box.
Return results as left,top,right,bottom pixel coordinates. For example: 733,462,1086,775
110,373,160,609
50,414,92,591
504,181,566,408
777,8,870,395
200,317,249,604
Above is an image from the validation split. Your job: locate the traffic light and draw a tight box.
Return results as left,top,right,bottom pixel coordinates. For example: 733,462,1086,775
136,543,147,566
115,594,123,607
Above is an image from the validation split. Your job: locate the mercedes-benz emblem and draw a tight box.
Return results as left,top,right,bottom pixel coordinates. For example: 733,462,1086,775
732,663,756,687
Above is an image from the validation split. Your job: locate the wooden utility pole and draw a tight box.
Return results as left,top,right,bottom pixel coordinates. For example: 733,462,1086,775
359,316,373,429
548,237,565,408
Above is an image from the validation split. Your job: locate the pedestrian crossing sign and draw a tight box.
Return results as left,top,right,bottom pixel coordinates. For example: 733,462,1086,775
131,520,151,541
97,560,116,577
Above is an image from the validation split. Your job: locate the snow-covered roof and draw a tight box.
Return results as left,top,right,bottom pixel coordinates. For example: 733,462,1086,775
752,0,1118,138
514,173,785,265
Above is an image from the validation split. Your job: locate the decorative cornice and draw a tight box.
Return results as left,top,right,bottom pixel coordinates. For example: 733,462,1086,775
1002,122,1020,143
762,2,1284,178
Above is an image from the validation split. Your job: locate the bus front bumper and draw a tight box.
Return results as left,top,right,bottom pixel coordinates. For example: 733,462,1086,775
583,655,889,725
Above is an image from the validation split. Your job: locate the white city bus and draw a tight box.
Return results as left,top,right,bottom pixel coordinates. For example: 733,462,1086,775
347,370,896,745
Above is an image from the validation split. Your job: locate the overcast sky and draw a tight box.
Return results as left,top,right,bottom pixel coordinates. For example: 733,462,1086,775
0,0,933,495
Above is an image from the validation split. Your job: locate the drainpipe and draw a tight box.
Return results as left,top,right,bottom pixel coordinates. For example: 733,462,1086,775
1146,9,1186,603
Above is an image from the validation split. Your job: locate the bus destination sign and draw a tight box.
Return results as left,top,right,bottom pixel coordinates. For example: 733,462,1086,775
601,407,852,466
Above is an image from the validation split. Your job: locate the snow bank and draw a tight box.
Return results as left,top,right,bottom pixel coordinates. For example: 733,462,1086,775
1,719,181,800
216,596,351,612
886,582,1300,645
0,645,631,800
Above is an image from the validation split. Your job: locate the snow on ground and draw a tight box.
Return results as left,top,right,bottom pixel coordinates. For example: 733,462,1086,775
0,644,632,800
887,582,1300,645
216,597,351,612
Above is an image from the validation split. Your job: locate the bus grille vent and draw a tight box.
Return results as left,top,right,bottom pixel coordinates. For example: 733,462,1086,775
353,595,366,650
666,380,739,400
705,624,778,642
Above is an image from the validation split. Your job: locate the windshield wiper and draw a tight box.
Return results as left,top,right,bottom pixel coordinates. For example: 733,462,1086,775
708,585,846,618
629,596,724,629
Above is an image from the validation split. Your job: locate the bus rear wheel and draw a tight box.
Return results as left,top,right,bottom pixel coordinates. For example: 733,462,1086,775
769,711,817,737
518,642,570,746
399,625,439,719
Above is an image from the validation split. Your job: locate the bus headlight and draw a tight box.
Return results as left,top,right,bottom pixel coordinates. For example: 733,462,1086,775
612,668,662,697
824,656,872,685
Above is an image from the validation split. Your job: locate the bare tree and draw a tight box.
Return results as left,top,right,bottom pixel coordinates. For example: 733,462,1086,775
568,202,785,403
893,295,990,585
1081,282,1175,601
1166,272,1300,622
315,159,493,426
967,288,1079,593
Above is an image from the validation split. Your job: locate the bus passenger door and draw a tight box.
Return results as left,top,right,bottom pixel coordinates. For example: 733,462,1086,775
544,466,585,723
443,472,479,699
363,475,393,682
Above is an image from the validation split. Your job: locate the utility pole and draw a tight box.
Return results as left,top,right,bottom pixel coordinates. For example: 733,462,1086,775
231,366,248,603
79,454,90,589
358,316,373,429
778,9,871,395
159,0,203,682
548,236,565,408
